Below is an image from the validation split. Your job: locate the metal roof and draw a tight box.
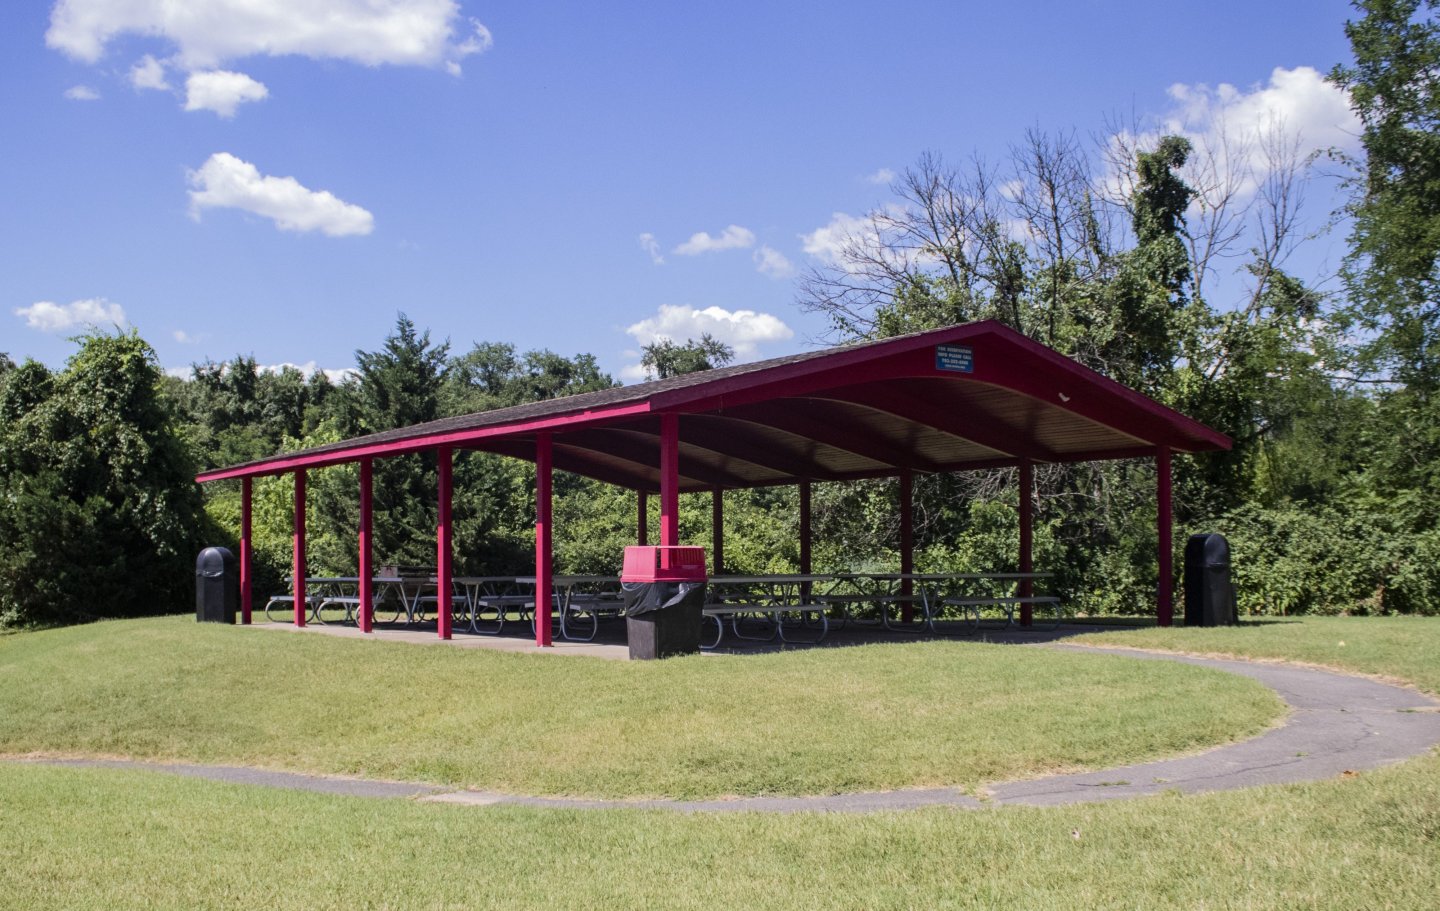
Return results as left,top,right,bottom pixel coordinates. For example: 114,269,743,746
196,320,1231,490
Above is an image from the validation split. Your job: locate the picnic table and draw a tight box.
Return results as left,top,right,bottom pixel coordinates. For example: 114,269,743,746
268,575,468,627
263,569,1067,640
266,576,401,624
815,573,930,633
511,575,624,641
910,573,1061,632
809,572,1061,634
703,574,834,649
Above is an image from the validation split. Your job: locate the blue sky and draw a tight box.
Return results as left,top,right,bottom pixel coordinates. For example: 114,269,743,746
3,1,1362,383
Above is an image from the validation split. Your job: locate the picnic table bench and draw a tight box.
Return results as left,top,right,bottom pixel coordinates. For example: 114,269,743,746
263,593,324,623
700,602,830,648
810,591,928,632
938,595,1065,631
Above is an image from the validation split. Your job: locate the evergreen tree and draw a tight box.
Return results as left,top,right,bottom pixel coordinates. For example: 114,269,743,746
351,314,450,567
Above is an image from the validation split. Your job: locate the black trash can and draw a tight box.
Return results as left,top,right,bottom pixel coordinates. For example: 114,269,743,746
620,546,707,660
1184,533,1237,626
195,547,238,624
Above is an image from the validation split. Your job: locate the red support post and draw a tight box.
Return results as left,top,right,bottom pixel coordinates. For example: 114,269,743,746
437,447,453,640
660,413,680,547
1157,446,1174,627
711,488,724,575
637,490,648,546
799,480,813,601
358,459,373,633
535,433,554,647
293,470,307,627
1019,460,1034,627
239,476,252,625
798,481,812,574
899,470,914,621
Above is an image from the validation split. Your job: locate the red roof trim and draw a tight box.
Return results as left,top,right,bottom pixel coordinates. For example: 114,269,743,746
196,319,1231,484
194,401,653,481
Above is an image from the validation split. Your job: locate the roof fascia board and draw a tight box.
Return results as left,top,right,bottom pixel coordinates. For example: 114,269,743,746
650,322,994,414
195,401,654,482
661,322,1229,453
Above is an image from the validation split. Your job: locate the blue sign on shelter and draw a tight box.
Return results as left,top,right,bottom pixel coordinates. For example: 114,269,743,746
935,345,974,373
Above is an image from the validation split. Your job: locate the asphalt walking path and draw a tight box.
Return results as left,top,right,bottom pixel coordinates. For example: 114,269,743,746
16,645,1440,813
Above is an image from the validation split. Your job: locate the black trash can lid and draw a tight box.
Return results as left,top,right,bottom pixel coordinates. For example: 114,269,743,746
1186,533,1230,566
196,546,235,577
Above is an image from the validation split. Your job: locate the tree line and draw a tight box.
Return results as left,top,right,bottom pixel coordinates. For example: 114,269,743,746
1,0,1435,627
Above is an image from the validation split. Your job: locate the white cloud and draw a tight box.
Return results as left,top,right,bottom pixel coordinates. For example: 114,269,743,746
753,245,795,279
638,232,664,265
618,361,649,383
800,211,873,266
129,53,169,90
188,152,375,237
1107,66,1364,203
259,361,356,384
15,297,126,332
624,304,793,361
673,224,755,255
46,0,491,73
167,359,354,383
173,329,199,344
865,167,895,185
184,70,268,117
63,84,99,100
1163,67,1359,155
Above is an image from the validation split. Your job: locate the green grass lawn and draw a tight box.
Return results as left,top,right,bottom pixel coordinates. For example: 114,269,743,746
0,616,1279,798
2,615,1437,909
3,747,1436,910
1077,615,1440,694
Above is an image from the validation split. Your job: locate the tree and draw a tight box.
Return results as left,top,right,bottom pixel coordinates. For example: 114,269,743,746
348,314,451,567
354,313,448,433
443,342,615,414
1331,0,1440,525
639,334,735,379
0,332,209,627
1331,0,1440,387
795,118,1347,612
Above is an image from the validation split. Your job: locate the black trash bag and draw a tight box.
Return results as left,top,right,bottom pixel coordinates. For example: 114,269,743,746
621,580,705,616
621,581,707,659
